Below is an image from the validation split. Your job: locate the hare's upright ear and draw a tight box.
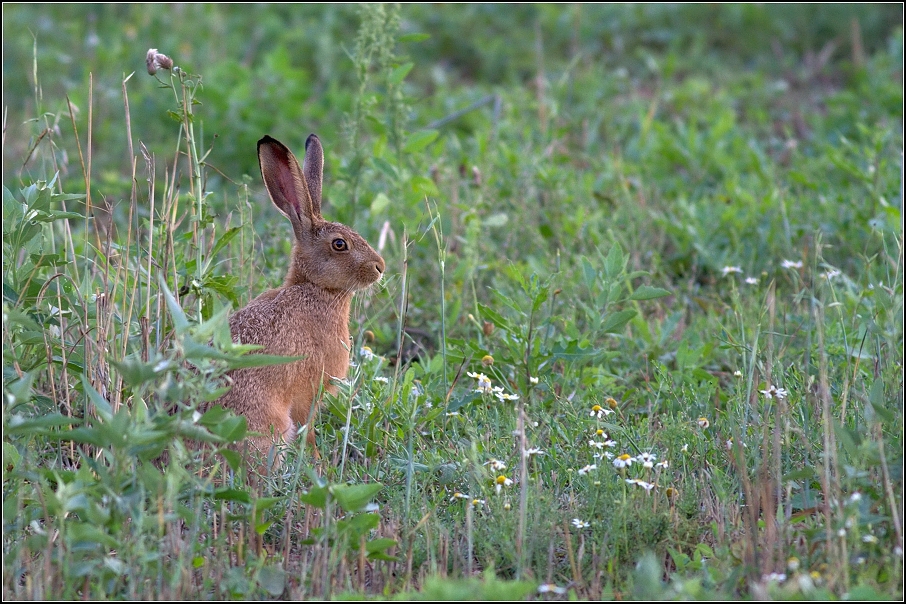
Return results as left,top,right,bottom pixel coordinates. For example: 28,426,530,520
303,134,324,219
257,135,317,230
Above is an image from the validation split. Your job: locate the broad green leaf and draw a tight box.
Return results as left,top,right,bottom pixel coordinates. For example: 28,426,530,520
371,192,392,214
629,285,671,300
330,482,383,513
160,278,188,334
411,175,440,197
258,564,286,597
388,62,414,85
483,213,509,227
214,487,252,504
600,309,636,334
398,33,430,43
447,390,479,412
403,130,439,154
604,243,625,279
299,484,329,509
81,375,113,422
366,538,399,561
6,413,81,436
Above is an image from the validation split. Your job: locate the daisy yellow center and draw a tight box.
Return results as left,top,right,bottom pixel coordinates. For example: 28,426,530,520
618,454,632,461
591,405,602,412
496,475,508,485
605,397,618,409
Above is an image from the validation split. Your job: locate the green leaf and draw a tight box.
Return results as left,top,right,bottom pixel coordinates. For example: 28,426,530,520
366,538,399,561
214,488,252,504
551,340,602,361
217,448,242,472
604,243,625,279
629,285,671,300
483,213,509,227
160,278,188,334
6,413,81,436
209,227,241,260
398,33,430,43
299,484,329,510
371,192,392,214
81,375,113,422
410,175,440,197
447,391,479,412
388,62,414,85
403,130,439,154
330,482,383,513
258,564,286,597
3,442,21,472
600,309,636,334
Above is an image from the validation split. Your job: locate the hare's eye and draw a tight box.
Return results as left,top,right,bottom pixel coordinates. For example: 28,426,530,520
332,238,348,251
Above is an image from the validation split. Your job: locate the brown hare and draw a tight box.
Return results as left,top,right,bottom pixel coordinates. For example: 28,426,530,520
216,134,384,470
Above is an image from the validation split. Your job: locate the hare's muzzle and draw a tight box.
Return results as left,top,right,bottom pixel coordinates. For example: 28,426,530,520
372,256,386,282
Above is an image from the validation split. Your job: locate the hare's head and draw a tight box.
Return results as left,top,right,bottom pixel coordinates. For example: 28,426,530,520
258,135,385,292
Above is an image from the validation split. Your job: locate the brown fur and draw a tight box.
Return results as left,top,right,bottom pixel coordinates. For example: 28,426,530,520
215,134,384,471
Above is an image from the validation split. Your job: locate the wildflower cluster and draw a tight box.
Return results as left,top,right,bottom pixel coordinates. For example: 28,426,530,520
467,371,520,402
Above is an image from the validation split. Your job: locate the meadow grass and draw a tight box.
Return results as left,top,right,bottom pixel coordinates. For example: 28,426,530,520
2,4,903,600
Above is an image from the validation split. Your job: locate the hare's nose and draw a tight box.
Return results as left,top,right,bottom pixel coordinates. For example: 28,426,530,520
375,256,386,276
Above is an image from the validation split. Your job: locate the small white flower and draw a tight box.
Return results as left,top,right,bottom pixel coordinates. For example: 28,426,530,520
537,583,567,594
613,454,634,469
468,371,493,394
523,447,545,457
655,460,669,469
588,440,606,450
848,492,862,504
373,376,390,384
681,443,689,453
821,268,841,280
862,535,878,544
593,451,615,460
571,518,590,529
529,376,539,384
637,452,657,468
733,370,743,377
589,404,613,418
745,276,759,285
764,572,787,583
484,459,507,472
577,464,597,476
781,259,803,269
446,412,461,417
450,492,470,502
495,391,519,402
635,480,655,492
721,266,742,276
359,346,375,361
760,385,789,401
494,475,513,495
837,528,847,537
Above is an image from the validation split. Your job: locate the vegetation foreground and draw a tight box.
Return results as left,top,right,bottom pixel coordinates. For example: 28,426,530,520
2,4,903,600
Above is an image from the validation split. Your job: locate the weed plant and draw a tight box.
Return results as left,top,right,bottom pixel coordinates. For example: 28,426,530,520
2,4,903,600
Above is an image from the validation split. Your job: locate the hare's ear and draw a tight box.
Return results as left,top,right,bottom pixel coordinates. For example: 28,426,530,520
257,136,317,230
303,134,324,219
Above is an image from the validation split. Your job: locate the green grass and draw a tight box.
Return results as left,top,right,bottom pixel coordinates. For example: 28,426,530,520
3,4,903,600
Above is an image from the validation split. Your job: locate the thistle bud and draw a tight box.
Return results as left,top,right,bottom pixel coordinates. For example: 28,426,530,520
482,321,495,337
146,48,174,75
